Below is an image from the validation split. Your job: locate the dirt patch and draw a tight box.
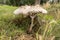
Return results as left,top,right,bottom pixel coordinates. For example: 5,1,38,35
12,33,36,40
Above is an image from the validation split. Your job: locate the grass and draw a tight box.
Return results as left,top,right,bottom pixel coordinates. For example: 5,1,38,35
0,4,60,40
0,5,26,40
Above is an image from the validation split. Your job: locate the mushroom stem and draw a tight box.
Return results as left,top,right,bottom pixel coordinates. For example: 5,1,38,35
29,15,36,33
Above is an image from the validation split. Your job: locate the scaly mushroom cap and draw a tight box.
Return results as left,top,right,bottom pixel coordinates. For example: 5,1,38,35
14,5,47,15
14,5,31,15
29,5,47,13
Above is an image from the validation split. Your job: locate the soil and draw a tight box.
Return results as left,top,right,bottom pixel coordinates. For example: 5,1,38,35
12,33,36,40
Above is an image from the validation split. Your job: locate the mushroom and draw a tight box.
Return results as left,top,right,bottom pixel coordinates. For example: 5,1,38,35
13,5,47,33
14,5,47,15
13,0,48,33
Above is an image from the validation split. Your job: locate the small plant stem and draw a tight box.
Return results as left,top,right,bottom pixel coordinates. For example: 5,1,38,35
43,21,49,40
35,0,40,5
56,9,60,20
36,33,39,40
51,36,55,40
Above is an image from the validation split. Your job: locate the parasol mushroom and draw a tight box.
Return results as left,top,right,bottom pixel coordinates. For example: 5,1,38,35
13,0,48,33
14,5,47,15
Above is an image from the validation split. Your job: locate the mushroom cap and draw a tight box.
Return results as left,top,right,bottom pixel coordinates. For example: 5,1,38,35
29,5,47,13
14,5,47,15
14,5,31,15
